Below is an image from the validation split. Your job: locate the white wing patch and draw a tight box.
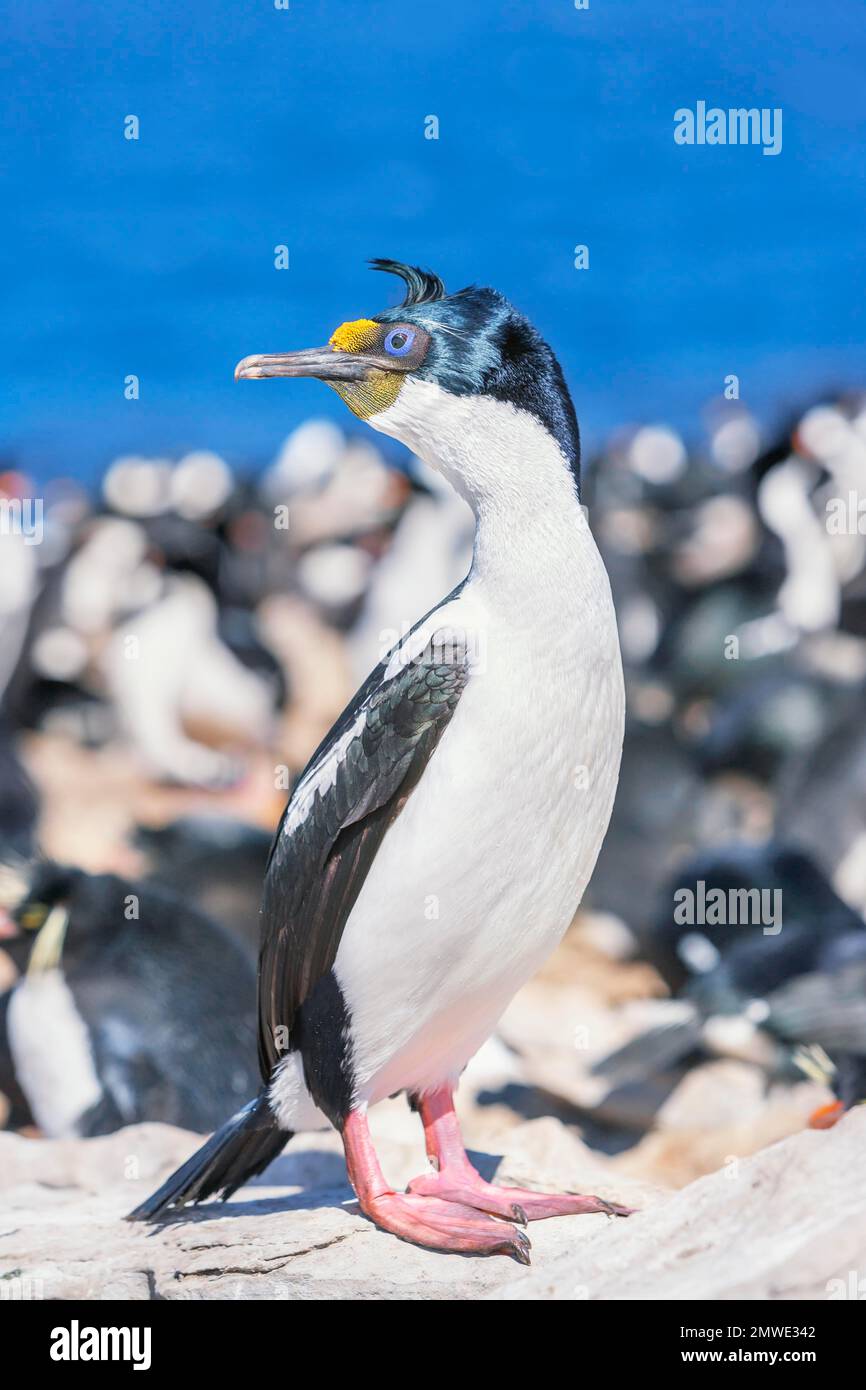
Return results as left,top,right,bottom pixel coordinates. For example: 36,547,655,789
383,600,472,678
280,708,367,838
280,596,475,840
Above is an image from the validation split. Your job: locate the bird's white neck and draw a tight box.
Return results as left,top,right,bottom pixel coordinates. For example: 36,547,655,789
372,379,601,620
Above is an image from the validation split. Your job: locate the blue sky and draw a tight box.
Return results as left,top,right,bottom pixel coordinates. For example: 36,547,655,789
1,1,863,479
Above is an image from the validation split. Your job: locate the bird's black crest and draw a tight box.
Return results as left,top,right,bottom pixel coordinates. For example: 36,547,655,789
370,259,446,306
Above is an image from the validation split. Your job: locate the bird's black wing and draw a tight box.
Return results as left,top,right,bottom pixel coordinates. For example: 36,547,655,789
767,961,866,1054
257,627,469,1090
589,1010,703,1087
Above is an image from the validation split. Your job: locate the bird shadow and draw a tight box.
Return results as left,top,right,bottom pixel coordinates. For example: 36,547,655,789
134,1144,505,1232
475,1081,666,1157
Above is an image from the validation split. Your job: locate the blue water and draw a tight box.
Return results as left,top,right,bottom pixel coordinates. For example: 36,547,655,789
2,0,864,480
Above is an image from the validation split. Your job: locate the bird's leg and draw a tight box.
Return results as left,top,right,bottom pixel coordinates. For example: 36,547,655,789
407,1086,633,1221
340,1108,531,1262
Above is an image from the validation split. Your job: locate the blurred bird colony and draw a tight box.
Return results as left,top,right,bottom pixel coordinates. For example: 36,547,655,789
2,389,866,1182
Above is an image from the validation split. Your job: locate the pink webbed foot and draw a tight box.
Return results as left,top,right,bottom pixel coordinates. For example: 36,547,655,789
361,1189,531,1262
407,1169,633,1222
409,1085,636,1226
341,1108,531,1262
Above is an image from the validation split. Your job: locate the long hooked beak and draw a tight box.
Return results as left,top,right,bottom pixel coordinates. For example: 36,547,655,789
235,347,378,382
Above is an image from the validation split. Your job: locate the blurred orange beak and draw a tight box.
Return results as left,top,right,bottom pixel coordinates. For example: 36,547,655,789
808,1100,845,1130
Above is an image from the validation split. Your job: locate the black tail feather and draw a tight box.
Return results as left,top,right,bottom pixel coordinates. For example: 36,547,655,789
126,1091,290,1222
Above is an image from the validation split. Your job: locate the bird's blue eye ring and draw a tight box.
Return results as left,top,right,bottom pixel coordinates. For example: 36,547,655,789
384,326,416,357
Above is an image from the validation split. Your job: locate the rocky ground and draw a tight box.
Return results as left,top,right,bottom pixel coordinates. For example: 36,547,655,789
2,1100,863,1301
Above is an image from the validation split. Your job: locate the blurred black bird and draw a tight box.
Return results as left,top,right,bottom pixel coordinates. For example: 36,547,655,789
134,815,273,955
592,842,866,1117
0,722,39,861
759,955,866,1125
0,860,258,1136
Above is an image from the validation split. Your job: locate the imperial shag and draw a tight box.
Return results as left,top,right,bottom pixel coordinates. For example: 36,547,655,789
2,860,258,1135
129,260,627,1261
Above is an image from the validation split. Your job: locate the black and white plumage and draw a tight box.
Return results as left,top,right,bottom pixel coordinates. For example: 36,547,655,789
0,723,39,862
259,615,469,1093
2,863,258,1136
131,262,626,1255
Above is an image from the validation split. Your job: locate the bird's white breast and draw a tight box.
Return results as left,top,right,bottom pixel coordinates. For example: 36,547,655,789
336,578,623,1104
8,970,102,1136
332,383,625,1107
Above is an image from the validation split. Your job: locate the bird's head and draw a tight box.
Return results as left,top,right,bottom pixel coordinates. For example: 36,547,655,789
236,260,581,504
0,860,84,973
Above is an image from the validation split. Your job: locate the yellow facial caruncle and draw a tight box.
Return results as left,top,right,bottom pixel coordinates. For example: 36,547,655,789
20,903,49,931
329,319,380,354
328,318,405,419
